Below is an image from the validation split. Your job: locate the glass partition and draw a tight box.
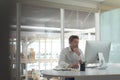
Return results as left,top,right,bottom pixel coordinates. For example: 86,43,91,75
100,8,120,63
64,9,95,53
10,3,96,80
21,4,60,80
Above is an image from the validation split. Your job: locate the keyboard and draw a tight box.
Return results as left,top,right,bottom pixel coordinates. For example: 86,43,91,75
53,68,71,71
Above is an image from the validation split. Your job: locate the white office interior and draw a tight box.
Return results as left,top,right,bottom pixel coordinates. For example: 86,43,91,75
10,0,120,80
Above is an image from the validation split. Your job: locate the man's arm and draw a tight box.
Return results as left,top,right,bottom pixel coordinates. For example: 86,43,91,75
73,48,84,63
58,50,70,68
59,49,79,68
68,63,79,68
73,48,81,56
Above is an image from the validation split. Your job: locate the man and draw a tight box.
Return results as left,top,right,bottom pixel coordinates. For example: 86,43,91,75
58,35,83,80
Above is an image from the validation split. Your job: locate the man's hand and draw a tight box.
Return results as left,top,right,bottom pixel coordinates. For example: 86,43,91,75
73,48,80,56
68,63,79,68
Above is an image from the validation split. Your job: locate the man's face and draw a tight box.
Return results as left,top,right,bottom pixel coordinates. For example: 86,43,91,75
70,39,79,48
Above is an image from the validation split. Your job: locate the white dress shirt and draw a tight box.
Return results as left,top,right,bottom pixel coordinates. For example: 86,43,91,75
58,47,83,68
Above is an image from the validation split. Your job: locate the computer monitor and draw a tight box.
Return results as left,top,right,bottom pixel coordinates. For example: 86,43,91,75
85,41,111,64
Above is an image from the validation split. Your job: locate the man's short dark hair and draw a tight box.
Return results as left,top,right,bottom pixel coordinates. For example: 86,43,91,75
69,35,79,43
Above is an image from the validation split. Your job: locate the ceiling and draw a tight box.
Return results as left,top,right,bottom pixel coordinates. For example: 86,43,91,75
17,0,120,30
21,0,120,12
11,0,120,39
12,4,95,29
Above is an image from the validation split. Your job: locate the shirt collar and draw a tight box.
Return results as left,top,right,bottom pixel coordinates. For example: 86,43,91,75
68,47,73,52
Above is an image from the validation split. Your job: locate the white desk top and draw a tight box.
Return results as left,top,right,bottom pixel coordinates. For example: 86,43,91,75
42,63,120,77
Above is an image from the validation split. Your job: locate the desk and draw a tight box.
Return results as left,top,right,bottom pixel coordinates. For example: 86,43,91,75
42,63,120,80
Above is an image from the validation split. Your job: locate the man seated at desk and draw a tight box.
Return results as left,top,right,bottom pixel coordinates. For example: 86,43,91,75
58,35,83,80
